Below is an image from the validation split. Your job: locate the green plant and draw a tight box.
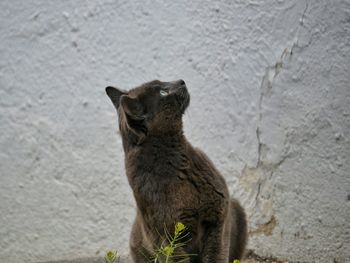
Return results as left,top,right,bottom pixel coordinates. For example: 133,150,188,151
103,223,239,263
104,250,120,263
151,222,195,263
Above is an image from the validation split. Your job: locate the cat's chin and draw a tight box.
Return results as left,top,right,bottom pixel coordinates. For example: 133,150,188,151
174,85,190,114
180,93,190,114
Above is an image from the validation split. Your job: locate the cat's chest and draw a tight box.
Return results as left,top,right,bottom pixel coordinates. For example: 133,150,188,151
126,147,195,206
134,174,196,224
126,146,184,179
131,164,180,203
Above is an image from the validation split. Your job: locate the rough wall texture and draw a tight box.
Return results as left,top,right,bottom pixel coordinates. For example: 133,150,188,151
0,0,349,262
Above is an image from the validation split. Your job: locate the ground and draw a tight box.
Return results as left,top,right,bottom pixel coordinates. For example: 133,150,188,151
41,251,289,263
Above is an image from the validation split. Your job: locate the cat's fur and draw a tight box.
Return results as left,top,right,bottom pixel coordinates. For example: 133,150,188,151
106,80,247,263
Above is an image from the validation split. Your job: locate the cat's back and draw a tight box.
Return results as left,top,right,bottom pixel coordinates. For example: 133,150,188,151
186,145,229,195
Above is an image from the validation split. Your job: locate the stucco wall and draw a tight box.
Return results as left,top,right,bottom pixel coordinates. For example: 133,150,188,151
0,0,349,262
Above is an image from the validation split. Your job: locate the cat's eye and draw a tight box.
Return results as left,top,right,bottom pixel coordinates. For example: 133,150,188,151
160,90,168,96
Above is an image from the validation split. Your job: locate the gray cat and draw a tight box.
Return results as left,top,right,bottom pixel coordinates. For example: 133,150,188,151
106,80,247,262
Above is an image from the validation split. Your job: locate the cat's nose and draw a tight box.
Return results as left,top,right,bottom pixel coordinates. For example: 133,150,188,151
178,79,186,86
168,79,186,91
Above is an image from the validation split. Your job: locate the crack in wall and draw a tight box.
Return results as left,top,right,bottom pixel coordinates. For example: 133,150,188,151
254,0,310,172
255,46,292,168
241,1,310,236
291,1,310,55
256,1,309,167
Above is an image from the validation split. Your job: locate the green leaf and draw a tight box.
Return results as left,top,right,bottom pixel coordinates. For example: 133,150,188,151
162,245,175,256
104,250,118,263
174,222,186,236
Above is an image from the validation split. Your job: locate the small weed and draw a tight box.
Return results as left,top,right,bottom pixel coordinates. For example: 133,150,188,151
150,222,195,263
104,222,197,263
104,250,120,263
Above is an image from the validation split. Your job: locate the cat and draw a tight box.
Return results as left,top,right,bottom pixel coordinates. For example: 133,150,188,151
106,79,247,263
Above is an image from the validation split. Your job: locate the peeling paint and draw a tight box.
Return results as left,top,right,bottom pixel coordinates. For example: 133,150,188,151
239,156,285,231
250,215,277,236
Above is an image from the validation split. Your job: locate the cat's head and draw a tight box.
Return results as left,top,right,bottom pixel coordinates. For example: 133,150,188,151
106,79,190,145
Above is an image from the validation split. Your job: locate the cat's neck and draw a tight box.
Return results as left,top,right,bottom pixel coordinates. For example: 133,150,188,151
148,131,186,145
123,131,188,155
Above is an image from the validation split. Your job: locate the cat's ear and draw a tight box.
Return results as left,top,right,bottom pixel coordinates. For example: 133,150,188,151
120,95,144,120
120,95,147,144
105,86,126,110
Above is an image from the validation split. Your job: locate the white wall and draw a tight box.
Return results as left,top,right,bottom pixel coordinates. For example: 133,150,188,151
0,0,349,262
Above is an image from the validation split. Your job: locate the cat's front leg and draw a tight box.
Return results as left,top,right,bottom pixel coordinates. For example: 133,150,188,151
130,220,152,263
201,224,229,263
